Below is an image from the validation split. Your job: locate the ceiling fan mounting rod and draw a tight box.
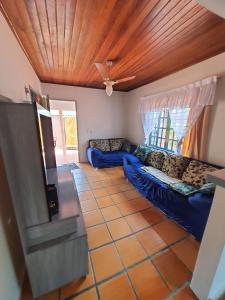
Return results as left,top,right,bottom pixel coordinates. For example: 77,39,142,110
106,60,113,67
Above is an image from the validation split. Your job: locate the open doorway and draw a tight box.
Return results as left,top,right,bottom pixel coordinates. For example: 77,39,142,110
49,99,79,166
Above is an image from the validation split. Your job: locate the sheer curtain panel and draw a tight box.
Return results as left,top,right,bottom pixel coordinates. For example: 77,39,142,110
140,76,217,149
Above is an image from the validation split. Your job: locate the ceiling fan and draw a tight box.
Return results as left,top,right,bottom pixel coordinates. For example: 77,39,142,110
94,60,136,96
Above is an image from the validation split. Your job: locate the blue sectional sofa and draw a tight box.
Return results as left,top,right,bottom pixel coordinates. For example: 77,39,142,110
123,148,220,241
86,138,136,168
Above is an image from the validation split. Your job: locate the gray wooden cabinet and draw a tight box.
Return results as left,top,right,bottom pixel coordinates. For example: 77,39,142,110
0,102,88,298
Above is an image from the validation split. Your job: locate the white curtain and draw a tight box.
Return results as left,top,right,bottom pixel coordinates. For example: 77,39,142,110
169,107,190,149
140,76,217,147
141,111,160,143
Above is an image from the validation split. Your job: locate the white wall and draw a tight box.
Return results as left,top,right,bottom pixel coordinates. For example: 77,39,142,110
124,52,225,166
0,11,41,300
0,12,41,101
41,83,126,162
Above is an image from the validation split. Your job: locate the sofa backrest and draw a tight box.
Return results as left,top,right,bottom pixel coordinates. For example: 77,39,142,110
138,145,223,169
89,138,126,152
135,144,223,187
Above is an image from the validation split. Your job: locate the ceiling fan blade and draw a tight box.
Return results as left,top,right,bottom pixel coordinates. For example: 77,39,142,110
114,75,136,84
94,63,109,80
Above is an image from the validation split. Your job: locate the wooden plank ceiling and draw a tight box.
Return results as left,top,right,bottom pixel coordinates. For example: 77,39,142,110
1,0,225,91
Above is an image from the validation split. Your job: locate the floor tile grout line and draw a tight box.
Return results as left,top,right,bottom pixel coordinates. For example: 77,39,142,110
66,239,192,299
151,257,172,293
65,284,96,300
82,201,153,220
70,168,128,299
89,224,158,252
88,250,100,300
164,281,191,300
168,247,194,274
85,212,172,237
88,218,191,299
103,220,140,300
71,166,197,299
83,205,166,230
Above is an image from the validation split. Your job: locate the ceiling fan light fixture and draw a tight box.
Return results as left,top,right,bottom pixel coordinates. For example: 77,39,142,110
105,83,113,96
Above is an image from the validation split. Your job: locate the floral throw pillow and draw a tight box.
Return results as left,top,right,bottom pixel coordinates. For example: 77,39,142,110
182,160,218,188
162,154,190,179
109,138,124,151
149,150,166,170
134,145,151,162
89,139,110,151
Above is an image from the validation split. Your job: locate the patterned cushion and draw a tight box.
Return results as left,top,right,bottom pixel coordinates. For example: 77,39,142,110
134,145,151,162
182,160,218,188
170,182,198,195
122,140,131,152
170,182,216,196
109,138,124,151
145,151,153,166
162,154,190,179
89,139,110,151
148,150,166,170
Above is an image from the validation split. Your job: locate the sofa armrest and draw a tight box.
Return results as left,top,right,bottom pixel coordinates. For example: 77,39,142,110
188,192,213,212
123,153,141,165
86,147,102,167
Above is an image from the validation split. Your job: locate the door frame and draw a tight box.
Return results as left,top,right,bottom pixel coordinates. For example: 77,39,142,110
49,99,80,163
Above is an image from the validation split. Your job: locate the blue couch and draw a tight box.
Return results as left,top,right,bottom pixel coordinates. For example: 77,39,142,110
86,138,136,168
123,153,217,241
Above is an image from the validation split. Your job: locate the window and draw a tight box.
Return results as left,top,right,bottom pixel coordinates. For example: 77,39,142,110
149,108,178,152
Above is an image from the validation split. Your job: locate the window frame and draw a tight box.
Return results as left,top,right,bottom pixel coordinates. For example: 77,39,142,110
148,108,178,153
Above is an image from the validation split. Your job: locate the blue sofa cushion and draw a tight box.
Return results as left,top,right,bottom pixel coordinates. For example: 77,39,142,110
188,192,212,212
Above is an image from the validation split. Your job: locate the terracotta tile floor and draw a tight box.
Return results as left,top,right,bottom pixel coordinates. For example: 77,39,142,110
95,196,114,209
21,164,200,300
